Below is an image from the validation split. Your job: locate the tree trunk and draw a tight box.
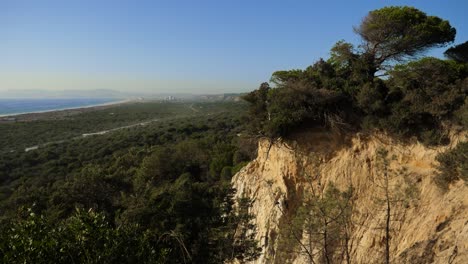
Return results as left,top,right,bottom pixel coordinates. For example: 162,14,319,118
385,168,391,264
323,221,331,264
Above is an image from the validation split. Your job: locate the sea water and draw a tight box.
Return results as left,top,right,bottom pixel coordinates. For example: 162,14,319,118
0,98,118,116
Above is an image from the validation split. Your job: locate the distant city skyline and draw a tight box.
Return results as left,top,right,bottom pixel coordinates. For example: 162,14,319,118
1,0,467,95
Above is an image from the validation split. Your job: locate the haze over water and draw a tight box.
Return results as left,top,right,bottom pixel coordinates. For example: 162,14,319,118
0,98,118,116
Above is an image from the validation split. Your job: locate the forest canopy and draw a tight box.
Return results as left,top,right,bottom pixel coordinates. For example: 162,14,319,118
0,102,261,263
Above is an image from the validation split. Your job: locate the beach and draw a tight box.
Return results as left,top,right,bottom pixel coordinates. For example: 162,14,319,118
0,99,134,122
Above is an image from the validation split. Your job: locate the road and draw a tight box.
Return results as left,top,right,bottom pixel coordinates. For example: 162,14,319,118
23,103,206,152
25,119,159,152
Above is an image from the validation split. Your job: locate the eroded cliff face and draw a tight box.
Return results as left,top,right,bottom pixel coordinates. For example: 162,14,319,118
232,131,467,264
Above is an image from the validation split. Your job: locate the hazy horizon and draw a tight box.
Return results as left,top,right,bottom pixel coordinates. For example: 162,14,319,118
0,87,246,99
0,74,254,98
1,0,467,95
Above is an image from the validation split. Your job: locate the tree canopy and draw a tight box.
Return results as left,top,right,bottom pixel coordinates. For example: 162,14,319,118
243,6,467,145
444,41,468,63
355,6,456,75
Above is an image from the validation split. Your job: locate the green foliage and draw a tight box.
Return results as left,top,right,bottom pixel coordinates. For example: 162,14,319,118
356,6,456,66
0,101,259,263
271,69,304,85
277,183,354,263
435,142,468,190
0,207,169,264
233,149,250,165
355,79,388,115
445,41,468,63
210,197,261,263
264,85,311,137
232,161,249,175
244,60,465,143
303,59,342,90
220,166,233,181
242,7,466,146
209,143,235,180
328,41,374,87
244,60,352,138
328,40,356,73
382,57,467,144
229,197,262,261
0,102,197,153
454,97,468,128
242,82,271,134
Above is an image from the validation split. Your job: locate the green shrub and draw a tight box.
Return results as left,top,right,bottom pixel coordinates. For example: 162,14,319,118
355,80,388,115
232,161,249,175
220,166,233,181
0,207,169,264
453,88,468,128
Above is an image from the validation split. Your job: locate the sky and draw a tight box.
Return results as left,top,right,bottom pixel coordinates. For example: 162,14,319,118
0,0,467,96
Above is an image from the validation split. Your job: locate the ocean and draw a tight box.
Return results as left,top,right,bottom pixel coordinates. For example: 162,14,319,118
0,98,119,116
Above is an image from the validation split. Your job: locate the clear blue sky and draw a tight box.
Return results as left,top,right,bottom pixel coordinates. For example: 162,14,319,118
1,0,467,94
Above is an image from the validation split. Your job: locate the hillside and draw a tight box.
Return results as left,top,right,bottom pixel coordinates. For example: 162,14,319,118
1,4,467,263
234,7,467,262
232,131,467,263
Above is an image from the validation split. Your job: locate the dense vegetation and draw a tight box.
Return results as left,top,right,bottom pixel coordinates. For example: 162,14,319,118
0,101,261,263
243,6,467,146
0,102,201,152
1,5,467,263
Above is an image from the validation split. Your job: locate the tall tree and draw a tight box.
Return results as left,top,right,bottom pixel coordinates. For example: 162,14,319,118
355,6,456,78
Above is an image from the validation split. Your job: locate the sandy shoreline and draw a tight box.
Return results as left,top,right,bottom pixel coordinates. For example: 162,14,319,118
0,99,135,121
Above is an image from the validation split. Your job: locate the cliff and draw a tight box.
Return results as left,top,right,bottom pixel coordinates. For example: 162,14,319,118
232,130,467,263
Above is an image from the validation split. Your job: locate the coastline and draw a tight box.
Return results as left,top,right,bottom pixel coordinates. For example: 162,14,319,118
0,99,135,121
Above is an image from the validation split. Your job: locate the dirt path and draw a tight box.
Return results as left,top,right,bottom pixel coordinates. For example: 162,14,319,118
25,119,159,152
189,104,200,113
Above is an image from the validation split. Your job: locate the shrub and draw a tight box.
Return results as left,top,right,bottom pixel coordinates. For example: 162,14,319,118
355,79,388,115
435,142,468,190
453,86,468,128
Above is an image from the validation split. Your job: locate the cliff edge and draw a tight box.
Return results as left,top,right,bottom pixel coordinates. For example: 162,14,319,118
232,131,467,263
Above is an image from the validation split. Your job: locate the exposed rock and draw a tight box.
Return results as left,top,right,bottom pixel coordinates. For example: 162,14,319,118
232,131,467,263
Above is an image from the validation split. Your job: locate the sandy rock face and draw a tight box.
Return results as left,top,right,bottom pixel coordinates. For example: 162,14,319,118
232,132,467,264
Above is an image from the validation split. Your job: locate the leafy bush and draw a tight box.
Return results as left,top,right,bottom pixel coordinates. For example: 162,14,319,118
355,79,388,115
244,63,352,138
0,207,169,264
454,89,468,128
388,58,466,118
